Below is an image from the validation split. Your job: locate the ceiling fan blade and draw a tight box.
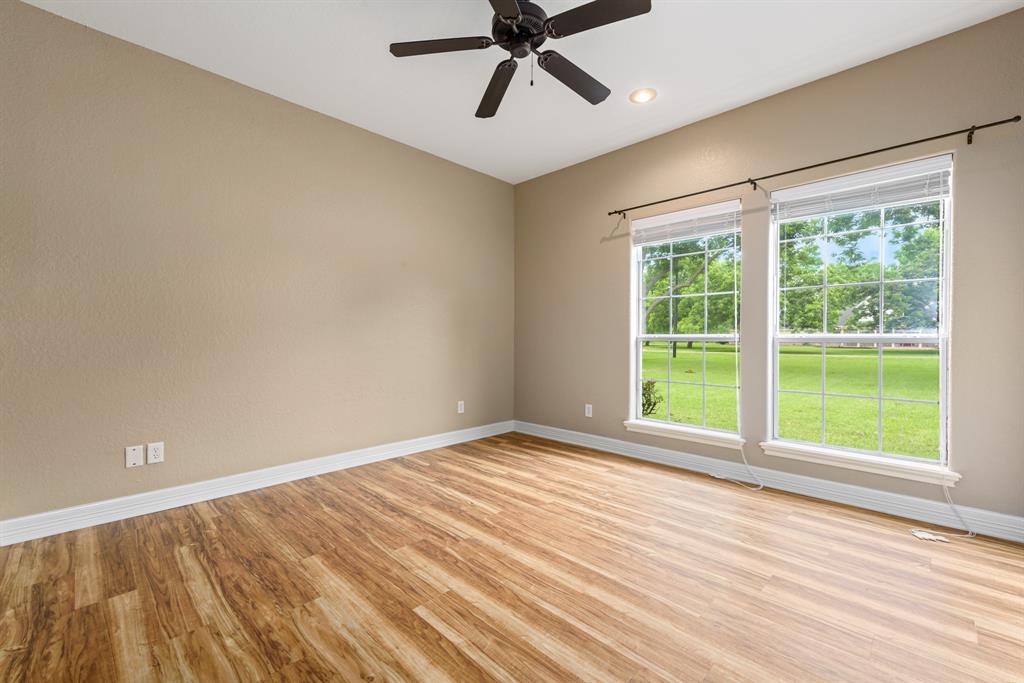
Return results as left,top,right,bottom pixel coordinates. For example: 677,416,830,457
536,50,609,105
488,0,522,20
544,0,651,38
476,59,518,118
389,37,493,57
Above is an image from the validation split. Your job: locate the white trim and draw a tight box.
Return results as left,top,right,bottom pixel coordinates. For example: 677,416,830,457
513,421,1022,543
775,333,939,344
759,440,960,486
0,421,515,546
628,247,640,422
623,419,745,450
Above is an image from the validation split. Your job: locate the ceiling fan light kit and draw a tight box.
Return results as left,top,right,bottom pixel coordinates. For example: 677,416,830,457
389,0,652,118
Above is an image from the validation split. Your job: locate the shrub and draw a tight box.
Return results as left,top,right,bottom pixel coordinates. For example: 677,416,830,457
641,380,663,417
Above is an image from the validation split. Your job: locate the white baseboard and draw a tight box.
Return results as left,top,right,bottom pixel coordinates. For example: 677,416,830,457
5,418,1020,546
513,421,1024,544
0,421,516,546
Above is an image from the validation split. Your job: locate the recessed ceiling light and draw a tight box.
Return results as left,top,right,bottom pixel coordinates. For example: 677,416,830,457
629,88,657,104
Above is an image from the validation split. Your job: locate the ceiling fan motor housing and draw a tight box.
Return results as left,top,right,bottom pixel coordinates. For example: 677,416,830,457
492,1,548,59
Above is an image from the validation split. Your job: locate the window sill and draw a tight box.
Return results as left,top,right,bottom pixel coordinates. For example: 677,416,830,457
623,420,745,450
759,440,961,486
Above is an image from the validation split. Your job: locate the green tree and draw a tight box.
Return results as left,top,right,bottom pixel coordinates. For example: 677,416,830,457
777,202,941,334
882,202,941,332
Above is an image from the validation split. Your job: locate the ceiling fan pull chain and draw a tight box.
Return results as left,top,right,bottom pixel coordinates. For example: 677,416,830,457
531,53,534,86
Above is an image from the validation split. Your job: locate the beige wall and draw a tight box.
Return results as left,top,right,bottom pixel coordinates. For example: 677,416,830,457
0,2,514,519
515,10,1024,516
3,2,1021,523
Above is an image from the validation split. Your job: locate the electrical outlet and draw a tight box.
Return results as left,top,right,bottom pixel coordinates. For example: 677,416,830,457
125,445,144,468
585,403,593,418
147,441,165,464
457,400,465,414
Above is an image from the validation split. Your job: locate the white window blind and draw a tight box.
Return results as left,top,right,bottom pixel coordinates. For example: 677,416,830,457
631,199,741,246
772,155,952,221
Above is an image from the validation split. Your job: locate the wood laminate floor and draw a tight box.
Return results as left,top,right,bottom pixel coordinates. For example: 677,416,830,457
1,433,1022,682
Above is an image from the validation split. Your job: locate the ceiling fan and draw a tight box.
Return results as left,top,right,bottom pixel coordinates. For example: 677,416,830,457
389,0,652,118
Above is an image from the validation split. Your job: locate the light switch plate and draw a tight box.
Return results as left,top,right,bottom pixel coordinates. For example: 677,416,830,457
457,400,465,414
147,441,165,464
585,403,593,418
125,445,144,468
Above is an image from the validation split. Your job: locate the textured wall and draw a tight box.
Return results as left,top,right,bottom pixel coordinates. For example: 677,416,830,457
1,2,514,519
515,10,1024,515
3,2,1022,522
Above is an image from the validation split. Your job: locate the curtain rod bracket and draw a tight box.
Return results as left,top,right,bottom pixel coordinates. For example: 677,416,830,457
748,178,757,191
967,125,977,145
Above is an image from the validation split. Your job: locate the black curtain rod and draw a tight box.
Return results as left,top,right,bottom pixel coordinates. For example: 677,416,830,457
608,114,1021,217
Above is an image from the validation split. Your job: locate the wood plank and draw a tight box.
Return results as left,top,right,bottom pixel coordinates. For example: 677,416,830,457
0,432,1020,681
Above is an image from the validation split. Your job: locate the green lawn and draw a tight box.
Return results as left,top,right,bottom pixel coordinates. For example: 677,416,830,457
640,342,940,459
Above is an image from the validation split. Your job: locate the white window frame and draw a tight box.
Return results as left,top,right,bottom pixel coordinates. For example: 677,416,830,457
762,156,959,486
625,200,745,450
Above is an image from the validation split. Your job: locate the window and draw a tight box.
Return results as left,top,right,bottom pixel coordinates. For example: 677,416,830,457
769,156,951,467
629,200,741,441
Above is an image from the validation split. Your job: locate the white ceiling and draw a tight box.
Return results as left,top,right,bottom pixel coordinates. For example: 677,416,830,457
28,0,1022,183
